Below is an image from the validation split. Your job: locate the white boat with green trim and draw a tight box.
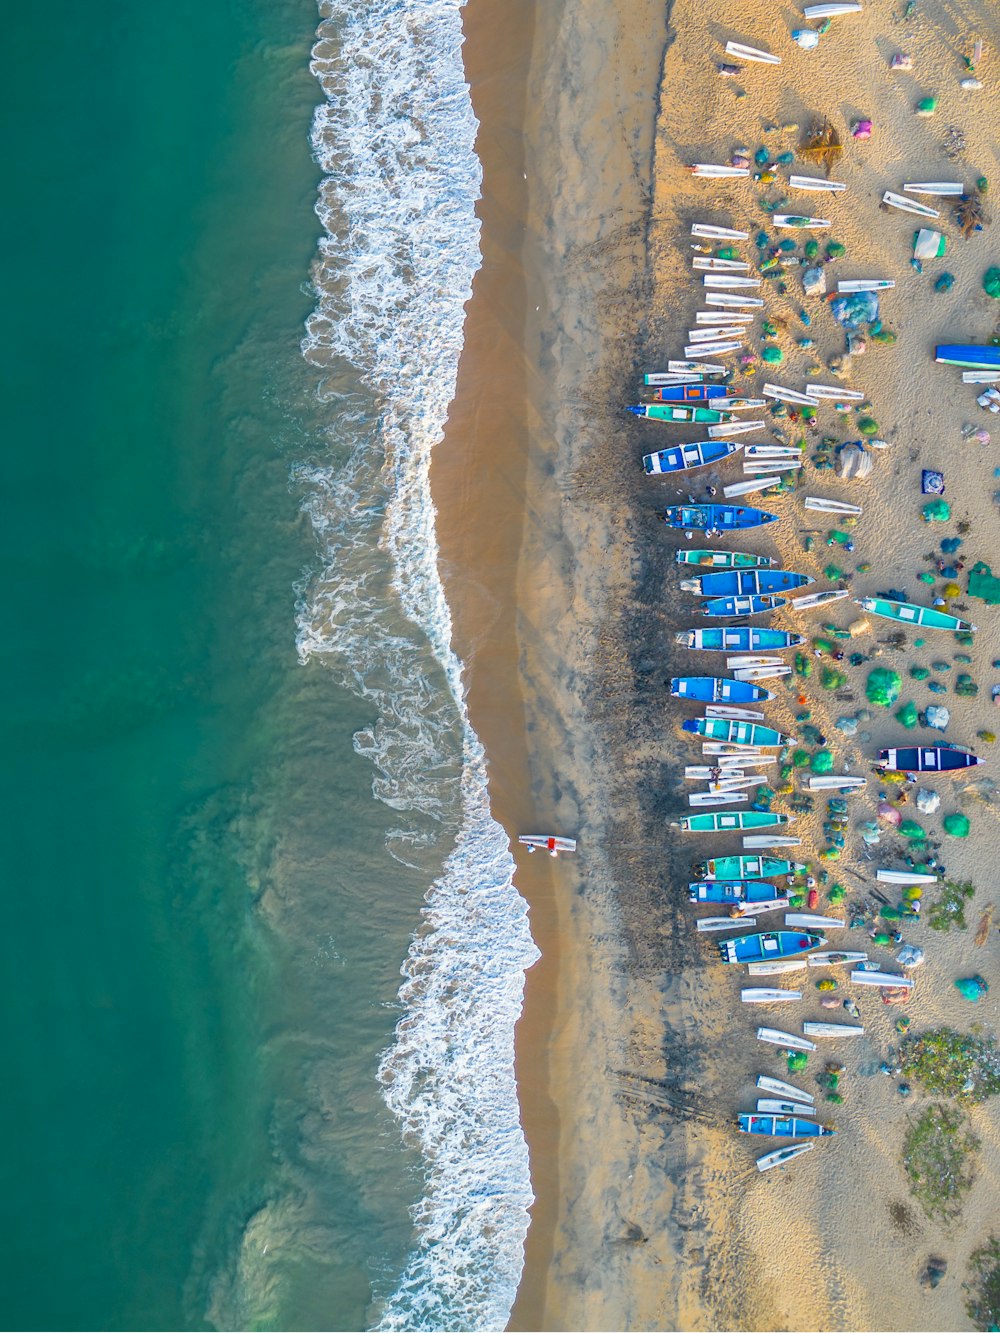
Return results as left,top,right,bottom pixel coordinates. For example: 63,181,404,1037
854,596,976,633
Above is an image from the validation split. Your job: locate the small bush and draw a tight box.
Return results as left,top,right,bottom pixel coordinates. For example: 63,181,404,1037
967,1237,1000,1330
902,1028,1000,1101
928,880,976,932
904,1104,979,1224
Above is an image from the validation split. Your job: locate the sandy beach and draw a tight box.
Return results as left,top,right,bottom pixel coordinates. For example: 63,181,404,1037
438,0,1000,1328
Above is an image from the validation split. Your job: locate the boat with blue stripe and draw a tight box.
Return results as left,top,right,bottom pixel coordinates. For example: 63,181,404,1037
717,930,824,964
681,569,813,597
688,880,784,904
700,594,786,617
669,676,772,703
675,627,805,651
663,504,779,532
642,440,740,474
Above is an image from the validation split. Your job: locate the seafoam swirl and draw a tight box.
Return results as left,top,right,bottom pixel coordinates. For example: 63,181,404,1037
300,2,540,1329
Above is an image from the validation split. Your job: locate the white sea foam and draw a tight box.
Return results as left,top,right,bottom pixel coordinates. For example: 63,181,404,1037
300,2,540,1329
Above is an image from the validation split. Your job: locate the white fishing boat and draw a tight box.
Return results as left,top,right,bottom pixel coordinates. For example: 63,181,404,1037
703,744,775,759
902,181,964,196
697,916,757,932
743,461,801,475
708,420,766,438
962,371,1000,384
757,1074,815,1103
757,1097,813,1115
725,40,781,64
687,326,747,342
667,360,727,375
787,589,850,611
745,444,802,458
692,257,752,272
882,190,939,219
684,762,773,779
804,2,862,15
763,383,817,406
695,310,756,323
734,664,792,681
757,1028,816,1052
785,913,844,930
741,899,791,916
802,1021,864,1038
726,655,785,670
684,340,744,358
756,1142,814,1173
808,951,868,967
703,274,762,289
773,214,831,229
803,496,862,515
850,969,914,989
691,163,751,178
837,279,895,292
747,959,808,977
705,293,765,308
742,988,802,1004
723,476,781,499
691,223,749,241
807,775,866,791
743,836,801,850
702,704,767,721
518,835,576,856
788,175,847,193
876,869,938,885
642,372,705,386
804,385,865,401
688,791,750,807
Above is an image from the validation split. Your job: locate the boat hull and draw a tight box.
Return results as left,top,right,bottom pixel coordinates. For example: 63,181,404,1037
700,594,786,617
663,505,778,532
684,718,793,748
678,812,788,833
878,746,982,772
675,549,775,569
670,676,771,703
936,344,1000,371
687,569,813,597
738,1114,834,1138
856,596,975,634
676,627,804,651
699,856,804,880
688,880,783,903
649,384,730,402
718,930,825,964
643,440,739,474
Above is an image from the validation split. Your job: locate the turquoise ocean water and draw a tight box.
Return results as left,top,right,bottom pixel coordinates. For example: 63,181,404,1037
0,1,535,1329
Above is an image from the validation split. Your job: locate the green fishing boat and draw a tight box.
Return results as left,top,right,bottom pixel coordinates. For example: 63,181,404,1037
675,549,776,569
854,596,977,634
696,855,807,881
629,403,730,424
674,811,791,833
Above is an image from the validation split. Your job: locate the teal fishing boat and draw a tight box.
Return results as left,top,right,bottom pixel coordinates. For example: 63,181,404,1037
695,855,806,880
675,811,790,833
675,550,776,569
675,627,805,651
682,718,794,748
630,404,732,424
854,596,976,634
935,344,1000,371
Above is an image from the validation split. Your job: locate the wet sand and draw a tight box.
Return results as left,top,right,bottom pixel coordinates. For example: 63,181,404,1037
439,0,1000,1328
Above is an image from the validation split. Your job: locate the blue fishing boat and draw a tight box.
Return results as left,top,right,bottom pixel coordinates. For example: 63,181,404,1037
648,383,730,402
642,440,740,475
717,930,824,964
688,880,783,904
682,717,793,748
663,504,779,532
935,344,1000,370
877,745,982,772
670,676,772,703
696,855,806,880
700,594,786,617
737,1113,835,1139
675,627,806,651
681,569,814,597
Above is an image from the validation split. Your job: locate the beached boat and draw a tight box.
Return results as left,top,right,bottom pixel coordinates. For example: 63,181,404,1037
935,344,1000,370
670,676,773,703
785,913,843,930
696,310,756,324
804,1,862,15
690,163,750,178
698,855,805,880
683,718,793,748
677,811,789,833
718,931,824,964
802,1021,864,1038
762,383,817,406
756,1142,815,1172
742,835,800,850
733,664,792,682
667,359,727,375
692,257,752,272
882,190,940,219
788,175,847,193
963,371,1000,384
757,1074,814,1103
756,1027,816,1051
691,223,748,240
808,951,867,967
748,959,807,977
803,496,862,515
850,969,914,989
708,421,767,439
518,835,576,856
722,477,783,499
643,371,719,385
681,569,812,597
738,1113,834,1138
697,916,756,932
837,279,894,292
663,504,778,532
742,989,802,1004
688,325,748,342
676,626,804,651
703,275,761,290
683,340,745,358
688,880,783,904
675,549,774,569
726,654,785,669
688,791,749,808
629,404,733,423
787,589,849,612
876,869,938,885
773,214,831,229
724,40,780,64
804,385,866,402
642,440,741,474
902,181,964,196
700,594,787,617
877,745,982,772
757,1098,813,1115
854,595,976,634
704,292,764,308
807,775,866,791
647,383,731,402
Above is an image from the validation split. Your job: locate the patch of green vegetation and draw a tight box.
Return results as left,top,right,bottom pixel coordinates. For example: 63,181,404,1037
902,1028,1000,1101
927,879,976,932
966,1237,1000,1330
903,1103,979,1224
